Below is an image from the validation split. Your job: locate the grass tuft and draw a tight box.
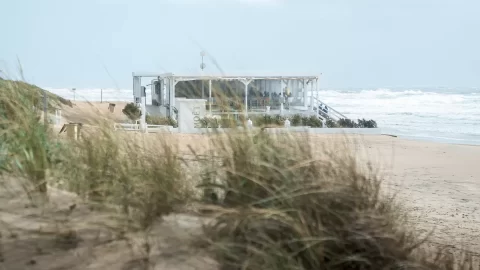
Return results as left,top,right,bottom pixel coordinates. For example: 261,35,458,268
198,131,479,270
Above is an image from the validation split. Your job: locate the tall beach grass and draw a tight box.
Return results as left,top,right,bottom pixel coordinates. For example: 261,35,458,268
0,79,478,269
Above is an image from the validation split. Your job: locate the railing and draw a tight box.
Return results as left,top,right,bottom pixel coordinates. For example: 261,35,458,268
145,125,171,133
114,123,139,131
113,123,172,133
311,96,348,121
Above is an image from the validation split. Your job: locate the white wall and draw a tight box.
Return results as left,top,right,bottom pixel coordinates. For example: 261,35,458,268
176,98,206,133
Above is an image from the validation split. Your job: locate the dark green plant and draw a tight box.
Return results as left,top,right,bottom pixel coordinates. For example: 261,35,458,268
305,115,322,127
325,118,337,128
273,115,286,126
337,118,358,128
357,118,378,128
200,117,220,128
290,114,303,126
200,117,239,129
252,115,268,127
122,103,141,121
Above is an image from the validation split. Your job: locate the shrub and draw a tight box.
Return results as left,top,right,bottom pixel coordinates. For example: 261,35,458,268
200,116,237,128
252,115,286,127
305,115,322,127
286,114,322,127
331,118,379,128
273,115,286,126
325,118,337,128
290,114,303,126
200,117,220,128
122,102,141,121
357,118,378,128
337,118,358,128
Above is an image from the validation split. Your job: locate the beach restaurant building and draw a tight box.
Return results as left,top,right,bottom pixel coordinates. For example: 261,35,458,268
132,72,329,119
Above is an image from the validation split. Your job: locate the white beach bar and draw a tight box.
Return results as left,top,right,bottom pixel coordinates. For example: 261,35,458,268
130,72,370,134
131,72,327,128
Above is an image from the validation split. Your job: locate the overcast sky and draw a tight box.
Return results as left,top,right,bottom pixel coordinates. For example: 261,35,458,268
1,0,479,89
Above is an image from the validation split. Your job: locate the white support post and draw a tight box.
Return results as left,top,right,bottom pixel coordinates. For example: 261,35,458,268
173,80,178,108
280,80,284,96
133,76,141,104
303,80,308,108
140,96,147,132
209,80,212,114
242,79,252,118
310,80,314,112
162,79,167,105
316,78,319,102
168,78,177,117
245,82,248,117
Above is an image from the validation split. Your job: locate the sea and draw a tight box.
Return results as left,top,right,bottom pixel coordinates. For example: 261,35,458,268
44,87,480,146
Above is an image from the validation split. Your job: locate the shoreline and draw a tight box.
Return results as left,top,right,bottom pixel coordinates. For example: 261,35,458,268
56,100,480,147
60,101,480,147
381,133,480,147
389,133,480,147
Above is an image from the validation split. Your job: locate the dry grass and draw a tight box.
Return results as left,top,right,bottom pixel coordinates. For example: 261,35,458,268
0,79,479,269
194,130,480,270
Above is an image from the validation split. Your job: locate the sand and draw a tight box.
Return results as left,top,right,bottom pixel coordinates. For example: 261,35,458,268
172,133,480,253
1,102,479,269
58,101,480,252
317,134,480,253
60,101,130,125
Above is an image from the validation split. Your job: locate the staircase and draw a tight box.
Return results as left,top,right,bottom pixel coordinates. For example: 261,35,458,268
311,96,348,126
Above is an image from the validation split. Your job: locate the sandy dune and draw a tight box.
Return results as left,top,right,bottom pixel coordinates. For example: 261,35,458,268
2,101,479,268
57,102,480,253
111,132,480,253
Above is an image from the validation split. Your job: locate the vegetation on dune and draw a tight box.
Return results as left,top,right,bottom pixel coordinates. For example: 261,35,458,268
0,80,66,198
0,79,72,112
199,114,378,129
252,114,287,127
61,127,192,229
0,79,478,269
122,102,141,121
197,130,478,269
331,118,378,128
200,116,237,128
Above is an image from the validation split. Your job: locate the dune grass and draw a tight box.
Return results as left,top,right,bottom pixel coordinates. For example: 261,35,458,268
0,79,479,269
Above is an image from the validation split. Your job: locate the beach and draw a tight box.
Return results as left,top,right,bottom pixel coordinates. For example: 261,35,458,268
57,101,480,249
56,101,480,253
180,133,480,252
320,134,480,252
1,101,479,269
